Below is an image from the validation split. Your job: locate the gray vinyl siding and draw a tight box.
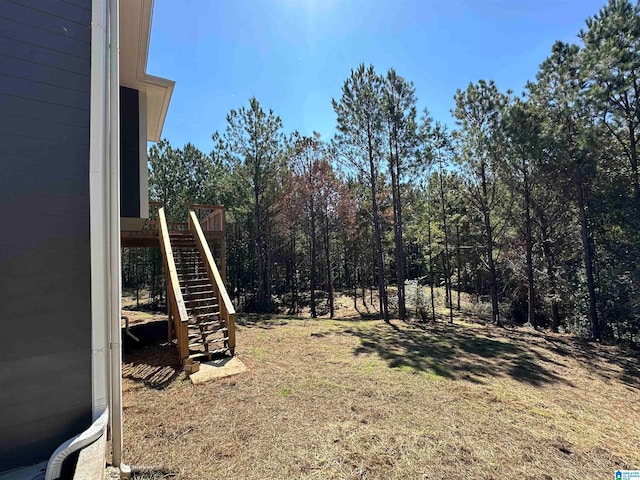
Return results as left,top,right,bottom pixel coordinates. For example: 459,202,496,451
0,0,92,472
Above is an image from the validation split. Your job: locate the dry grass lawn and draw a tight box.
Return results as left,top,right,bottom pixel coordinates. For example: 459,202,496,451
121,302,640,479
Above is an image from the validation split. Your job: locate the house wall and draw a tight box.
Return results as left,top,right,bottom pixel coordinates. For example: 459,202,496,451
0,0,93,471
120,86,141,219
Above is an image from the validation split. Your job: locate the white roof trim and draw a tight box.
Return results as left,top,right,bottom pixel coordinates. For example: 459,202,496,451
120,0,174,142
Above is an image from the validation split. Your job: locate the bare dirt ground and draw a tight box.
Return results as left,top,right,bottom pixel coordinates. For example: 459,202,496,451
120,291,640,479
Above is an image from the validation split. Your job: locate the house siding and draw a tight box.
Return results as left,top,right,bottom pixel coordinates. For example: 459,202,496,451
120,86,141,218
0,0,93,472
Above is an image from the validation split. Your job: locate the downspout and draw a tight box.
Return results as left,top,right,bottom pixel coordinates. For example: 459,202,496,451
108,0,126,472
44,0,112,478
44,409,109,480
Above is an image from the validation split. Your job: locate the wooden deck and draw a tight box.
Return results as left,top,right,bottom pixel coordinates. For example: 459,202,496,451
121,203,226,248
121,226,224,247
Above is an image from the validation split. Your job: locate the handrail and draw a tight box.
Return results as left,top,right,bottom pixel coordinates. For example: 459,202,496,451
188,210,236,355
189,203,225,209
158,207,190,361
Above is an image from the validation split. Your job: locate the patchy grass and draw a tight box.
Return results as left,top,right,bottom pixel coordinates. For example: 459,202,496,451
121,310,640,479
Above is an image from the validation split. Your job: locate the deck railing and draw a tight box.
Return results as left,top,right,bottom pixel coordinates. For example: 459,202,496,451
190,204,225,235
188,210,236,355
158,207,190,361
143,203,224,235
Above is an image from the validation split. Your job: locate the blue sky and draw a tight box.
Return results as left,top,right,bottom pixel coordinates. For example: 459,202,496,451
147,0,606,153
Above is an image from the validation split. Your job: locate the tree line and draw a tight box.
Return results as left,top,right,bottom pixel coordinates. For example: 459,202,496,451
129,0,639,343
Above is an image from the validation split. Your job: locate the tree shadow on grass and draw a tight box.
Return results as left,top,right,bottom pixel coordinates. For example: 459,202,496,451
510,329,640,390
352,322,573,386
122,320,181,389
237,313,382,330
236,313,305,330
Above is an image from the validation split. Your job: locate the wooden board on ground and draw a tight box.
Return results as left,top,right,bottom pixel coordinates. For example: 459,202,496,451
189,356,246,385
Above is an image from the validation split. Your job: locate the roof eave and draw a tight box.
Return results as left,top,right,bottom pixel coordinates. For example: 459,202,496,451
120,0,174,142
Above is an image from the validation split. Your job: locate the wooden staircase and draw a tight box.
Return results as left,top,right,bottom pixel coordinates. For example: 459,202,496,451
171,232,230,359
157,207,236,371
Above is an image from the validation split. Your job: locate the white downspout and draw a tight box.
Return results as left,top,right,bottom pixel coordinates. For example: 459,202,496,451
45,1,111,478
44,408,109,480
89,0,109,418
108,0,126,473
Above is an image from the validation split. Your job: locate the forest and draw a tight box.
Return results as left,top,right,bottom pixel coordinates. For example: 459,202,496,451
125,0,640,344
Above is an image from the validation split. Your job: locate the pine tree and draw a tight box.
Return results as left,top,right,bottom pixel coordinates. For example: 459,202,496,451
382,68,418,321
333,64,390,322
529,42,602,339
215,97,285,312
453,80,511,326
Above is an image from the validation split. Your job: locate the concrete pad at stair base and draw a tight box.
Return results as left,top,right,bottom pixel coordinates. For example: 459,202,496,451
189,356,246,385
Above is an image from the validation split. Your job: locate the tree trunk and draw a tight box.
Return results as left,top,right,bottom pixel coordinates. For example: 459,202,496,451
310,202,317,318
630,125,639,196
323,213,334,318
427,202,436,323
456,223,461,310
389,140,406,320
234,223,241,306
353,268,357,310
290,226,298,314
577,174,600,340
368,126,389,322
538,208,561,332
438,165,453,323
480,161,500,326
254,183,267,311
361,268,367,307
523,163,536,328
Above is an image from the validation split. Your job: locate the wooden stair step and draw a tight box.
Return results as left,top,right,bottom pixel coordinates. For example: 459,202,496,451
177,268,206,274
190,322,226,330
183,292,215,299
189,322,227,336
187,304,220,311
188,312,221,322
193,322,227,329
186,295,217,302
188,330,226,339
181,285,213,292
189,322,224,329
180,280,210,286
186,297,218,305
178,274,209,280
188,337,229,348
183,291,216,299
188,347,227,358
